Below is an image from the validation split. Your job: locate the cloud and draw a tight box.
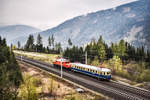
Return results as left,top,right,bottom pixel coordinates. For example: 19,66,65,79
0,0,137,30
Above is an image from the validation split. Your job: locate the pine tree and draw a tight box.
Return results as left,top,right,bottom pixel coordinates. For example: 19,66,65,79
68,38,72,47
118,39,126,60
97,36,106,62
51,34,55,49
36,34,43,52
17,41,21,49
48,36,51,48
25,35,34,51
37,34,42,45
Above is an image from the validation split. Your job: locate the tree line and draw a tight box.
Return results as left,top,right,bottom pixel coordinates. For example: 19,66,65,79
17,34,62,54
0,36,22,100
63,36,150,67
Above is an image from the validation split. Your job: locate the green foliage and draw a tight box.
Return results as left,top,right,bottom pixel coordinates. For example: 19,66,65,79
25,35,34,51
108,55,122,72
0,36,22,100
19,74,38,100
63,46,84,63
97,36,106,62
17,41,21,49
48,36,52,47
55,42,62,53
91,56,100,66
111,39,126,59
68,38,73,46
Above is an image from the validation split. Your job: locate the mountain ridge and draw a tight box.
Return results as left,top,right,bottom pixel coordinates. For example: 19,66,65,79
37,0,150,49
0,24,41,45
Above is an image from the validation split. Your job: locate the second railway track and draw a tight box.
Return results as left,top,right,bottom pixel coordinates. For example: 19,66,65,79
16,56,150,100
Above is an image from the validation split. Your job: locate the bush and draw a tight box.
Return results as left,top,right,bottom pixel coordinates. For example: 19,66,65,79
140,70,150,82
115,70,130,79
19,74,38,100
108,55,122,72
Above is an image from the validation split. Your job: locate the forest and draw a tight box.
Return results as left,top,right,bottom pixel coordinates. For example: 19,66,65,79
0,36,22,100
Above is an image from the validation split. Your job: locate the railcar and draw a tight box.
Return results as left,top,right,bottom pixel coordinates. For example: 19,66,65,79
70,63,111,80
53,58,71,68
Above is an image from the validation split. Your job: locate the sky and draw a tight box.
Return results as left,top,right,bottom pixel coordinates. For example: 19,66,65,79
0,0,137,30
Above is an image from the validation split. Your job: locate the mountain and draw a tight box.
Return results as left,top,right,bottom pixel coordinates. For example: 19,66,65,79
0,25,41,45
37,0,150,49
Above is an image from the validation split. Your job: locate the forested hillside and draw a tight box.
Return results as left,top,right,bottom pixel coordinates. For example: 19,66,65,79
0,36,22,100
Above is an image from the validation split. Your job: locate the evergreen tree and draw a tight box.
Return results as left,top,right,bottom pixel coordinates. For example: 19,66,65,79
36,34,43,52
37,34,42,45
51,34,55,49
25,35,34,51
55,42,62,53
0,36,2,45
17,41,21,49
2,38,6,46
97,36,106,62
118,39,126,60
68,38,72,46
48,36,51,48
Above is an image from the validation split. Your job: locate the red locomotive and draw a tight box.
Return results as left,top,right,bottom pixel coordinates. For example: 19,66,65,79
53,57,71,68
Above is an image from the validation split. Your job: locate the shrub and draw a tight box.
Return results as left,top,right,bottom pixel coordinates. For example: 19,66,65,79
140,70,150,82
19,74,38,100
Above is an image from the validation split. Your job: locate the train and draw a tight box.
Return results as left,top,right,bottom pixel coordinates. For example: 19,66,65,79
53,57,111,80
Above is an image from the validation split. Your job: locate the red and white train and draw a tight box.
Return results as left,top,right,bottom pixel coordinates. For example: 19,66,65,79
53,57,111,80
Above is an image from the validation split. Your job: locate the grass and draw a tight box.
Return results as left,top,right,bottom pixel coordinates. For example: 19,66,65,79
14,50,60,64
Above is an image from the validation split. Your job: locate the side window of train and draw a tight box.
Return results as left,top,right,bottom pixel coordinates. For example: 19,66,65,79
102,72,104,75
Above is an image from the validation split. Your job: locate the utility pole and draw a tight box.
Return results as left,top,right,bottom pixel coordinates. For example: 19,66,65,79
60,51,63,78
85,51,87,64
21,55,22,61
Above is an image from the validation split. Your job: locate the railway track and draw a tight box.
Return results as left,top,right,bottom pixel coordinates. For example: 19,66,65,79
16,56,150,100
